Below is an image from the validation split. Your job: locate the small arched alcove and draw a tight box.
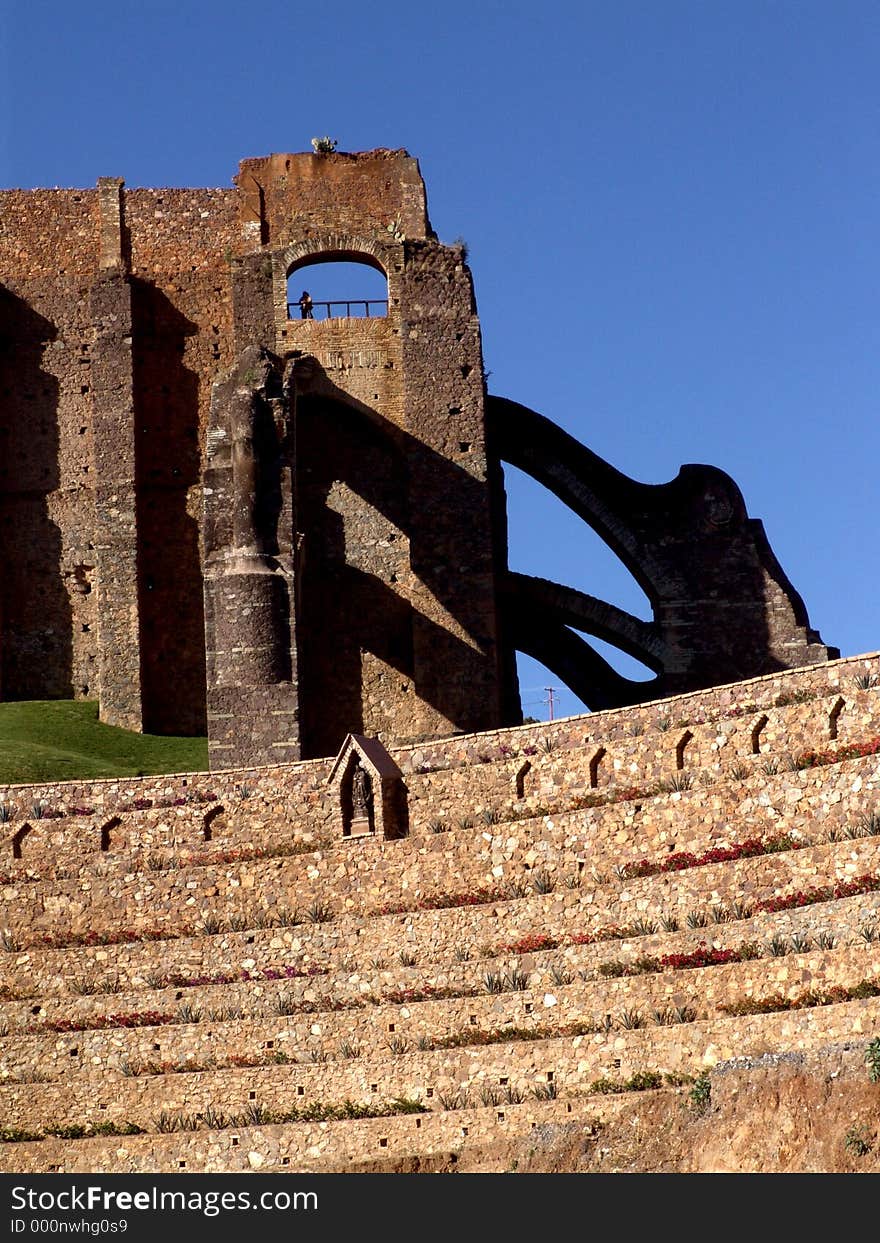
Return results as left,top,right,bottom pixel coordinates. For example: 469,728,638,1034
513,760,531,801
588,746,607,789
99,816,121,852
675,730,694,771
12,823,33,860
286,256,388,322
828,696,845,741
750,714,769,755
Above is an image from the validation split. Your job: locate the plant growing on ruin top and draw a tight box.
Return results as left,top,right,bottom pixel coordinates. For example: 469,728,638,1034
311,136,338,153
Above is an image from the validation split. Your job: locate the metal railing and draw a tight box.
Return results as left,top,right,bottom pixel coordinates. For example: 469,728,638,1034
287,299,388,321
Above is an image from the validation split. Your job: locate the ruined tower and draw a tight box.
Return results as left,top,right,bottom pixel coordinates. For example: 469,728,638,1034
0,148,837,772
202,150,505,765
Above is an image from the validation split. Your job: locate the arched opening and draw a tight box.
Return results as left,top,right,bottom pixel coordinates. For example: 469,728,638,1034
502,459,658,715
286,258,388,321
828,697,845,741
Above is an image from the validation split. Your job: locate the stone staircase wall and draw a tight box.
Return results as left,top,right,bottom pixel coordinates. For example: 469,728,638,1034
0,652,878,1172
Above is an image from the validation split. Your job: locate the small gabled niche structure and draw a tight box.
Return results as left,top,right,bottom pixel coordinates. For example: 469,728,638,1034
328,734,408,841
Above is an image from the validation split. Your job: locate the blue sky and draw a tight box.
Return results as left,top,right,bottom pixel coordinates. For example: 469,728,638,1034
2,1,877,721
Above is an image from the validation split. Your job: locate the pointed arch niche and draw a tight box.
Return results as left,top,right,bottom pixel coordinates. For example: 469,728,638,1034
327,734,408,841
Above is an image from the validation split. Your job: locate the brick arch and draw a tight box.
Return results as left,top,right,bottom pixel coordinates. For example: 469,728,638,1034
274,234,396,332
280,233,391,280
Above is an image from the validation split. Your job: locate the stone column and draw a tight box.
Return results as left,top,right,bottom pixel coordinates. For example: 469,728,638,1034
202,345,300,769
90,177,144,731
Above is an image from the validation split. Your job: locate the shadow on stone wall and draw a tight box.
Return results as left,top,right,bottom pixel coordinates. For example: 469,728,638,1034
0,285,70,699
295,387,504,758
131,280,206,734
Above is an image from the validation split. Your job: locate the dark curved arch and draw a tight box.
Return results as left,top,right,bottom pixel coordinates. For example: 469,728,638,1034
488,392,838,709
501,571,668,672
488,394,747,602
509,613,661,711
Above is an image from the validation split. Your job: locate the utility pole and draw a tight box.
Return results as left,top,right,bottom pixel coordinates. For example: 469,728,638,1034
544,686,558,721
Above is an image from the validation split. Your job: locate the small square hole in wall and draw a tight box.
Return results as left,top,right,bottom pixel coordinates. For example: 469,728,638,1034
546,1071,554,1081
613,1059,621,1069
415,1118,421,1129
497,1112,505,1122
247,936,255,944
297,1086,304,1097
265,1041,274,1049
426,1088,433,1098
282,1157,289,1166
70,1048,78,1057
388,1024,395,1032
470,1015,477,1025
500,1077,509,1086
567,1104,572,1113
249,1091,256,1100
461,1127,469,1137
153,1044,160,1051
99,1104,107,1111
525,1003,533,1014
371,1084,378,1093
231,1137,239,1147
379,1138,388,1148
178,1162,186,1169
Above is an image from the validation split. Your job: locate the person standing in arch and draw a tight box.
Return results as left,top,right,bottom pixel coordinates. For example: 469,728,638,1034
298,290,314,319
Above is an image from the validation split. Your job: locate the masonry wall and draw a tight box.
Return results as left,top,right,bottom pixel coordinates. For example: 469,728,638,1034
0,183,240,732
2,151,507,753
0,654,878,1173
1,651,877,911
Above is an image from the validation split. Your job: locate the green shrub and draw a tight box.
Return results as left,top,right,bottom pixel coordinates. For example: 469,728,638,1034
688,1072,711,1112
866,1037,880,1083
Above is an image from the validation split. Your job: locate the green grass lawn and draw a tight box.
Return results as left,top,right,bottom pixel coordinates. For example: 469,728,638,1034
0,700,208,785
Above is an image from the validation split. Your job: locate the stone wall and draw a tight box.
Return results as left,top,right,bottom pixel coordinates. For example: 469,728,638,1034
2,147,840,768
0,654,879,1171
2,150,505,753
2,649,876,840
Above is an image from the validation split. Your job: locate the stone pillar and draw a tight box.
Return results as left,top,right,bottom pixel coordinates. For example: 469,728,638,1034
399,240,504,735
203,345,300,769
90,177,144,731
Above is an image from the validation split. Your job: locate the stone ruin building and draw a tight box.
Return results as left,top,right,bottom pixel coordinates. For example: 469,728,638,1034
0,148,837,768
3,150,880,1177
